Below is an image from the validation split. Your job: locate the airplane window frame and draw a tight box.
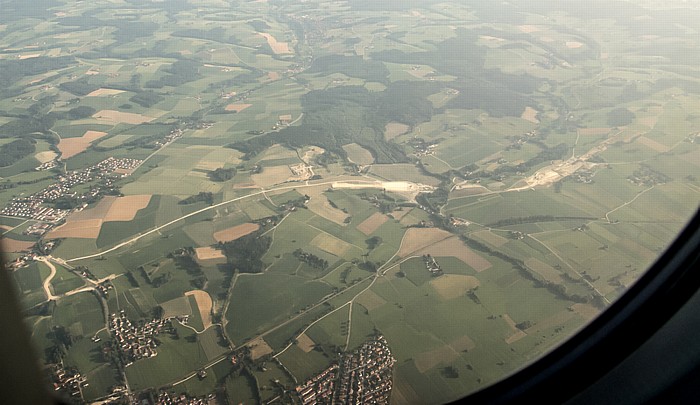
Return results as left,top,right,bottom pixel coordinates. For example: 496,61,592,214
463,208,700,404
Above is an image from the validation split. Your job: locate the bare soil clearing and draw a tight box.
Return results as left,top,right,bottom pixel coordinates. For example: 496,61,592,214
213,223,260,242
195,246,226,262
35,151,57,163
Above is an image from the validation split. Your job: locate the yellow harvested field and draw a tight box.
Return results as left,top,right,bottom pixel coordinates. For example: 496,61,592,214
195,246,226,262
397,228,452,257
35,150,57,163
305,188,349,225
186,290,214,330
342,143,375,165
248,337,274,360
356,212,388,235
417,237,492,272
296,333,316,353
46,219,103,239
356,289,387,311
251,165,292,187
430,275,480,300
525,258,562,283
104,195,151,222
58,130,108,159
86,88,126,97
385,122,410,140
310,233,352,257
480,35,505,42
518,25,541,33
267,72,280,80
566,41,584,49
577,127,611,136
224,103,252,112
571,303,601,321
472,230,509,247
506,330,527,345
93,109,154,125
0,238,35,253
637,136,669,152
503,314,527,344
389,208,411,221
213,223,260,242
521,106,539,123
449,335,476,352
258,33,291,54
415,344,459,373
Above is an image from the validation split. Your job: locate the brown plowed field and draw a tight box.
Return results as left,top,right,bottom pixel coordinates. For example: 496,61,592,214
213,223,260,242
0,238,35,252
416,236,492,272
58,130,108,159
46,219,103,239
397,228,452,257
224,103,252,112
104,195,151,222
356,212,388,235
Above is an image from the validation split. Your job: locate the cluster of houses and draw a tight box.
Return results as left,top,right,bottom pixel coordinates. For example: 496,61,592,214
422,254,444,276
1,157,142,221
572,169,595,184
295,364,338,404
154,128,184,149
25,222,53,236
410,138,439,158
49,364,87,399
294,336,396,405
151,391,215,405
111,311,166,365
334,335,396,404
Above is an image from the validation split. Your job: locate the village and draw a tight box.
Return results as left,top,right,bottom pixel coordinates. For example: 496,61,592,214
1,157,142,225
295,336,396,405
111,311,169,365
